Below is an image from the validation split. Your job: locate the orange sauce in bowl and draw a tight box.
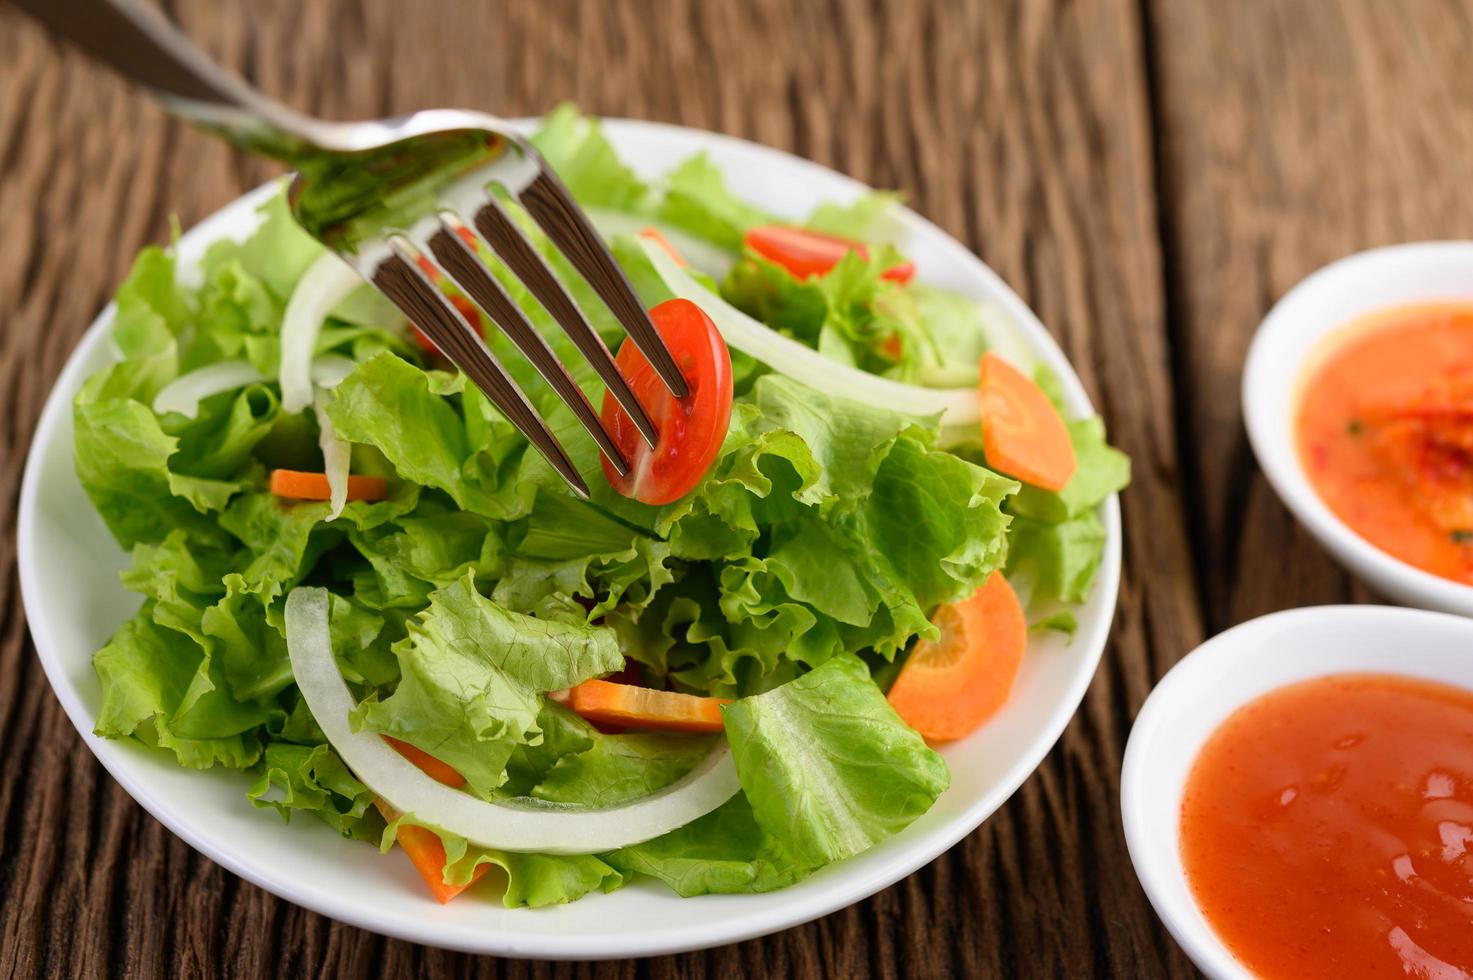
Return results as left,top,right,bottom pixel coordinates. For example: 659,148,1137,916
1180,673,1473,979
1296,304,1473,584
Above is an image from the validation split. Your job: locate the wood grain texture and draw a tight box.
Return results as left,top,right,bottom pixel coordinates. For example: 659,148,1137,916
7,0,1458,975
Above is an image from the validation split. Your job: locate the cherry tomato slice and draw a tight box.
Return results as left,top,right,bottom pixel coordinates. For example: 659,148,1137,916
599,299,733,505
409,254,484,354
744,224,915,284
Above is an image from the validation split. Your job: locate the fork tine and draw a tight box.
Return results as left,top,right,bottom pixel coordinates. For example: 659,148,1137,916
369,240,590,498
518,168,690,401
428,216,630,478
472,195,662,450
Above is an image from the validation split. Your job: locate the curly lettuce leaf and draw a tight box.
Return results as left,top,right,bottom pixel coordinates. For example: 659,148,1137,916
247,741,381,841
723,652,949,867
603,794,811,896
351,574,622,798
657,153,775,250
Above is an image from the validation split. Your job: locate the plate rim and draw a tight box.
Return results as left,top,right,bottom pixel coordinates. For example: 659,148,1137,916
18,117,1122,959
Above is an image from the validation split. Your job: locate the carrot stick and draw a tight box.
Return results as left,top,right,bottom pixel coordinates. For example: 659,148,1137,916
887,572,1028,742
977,354,1076,491
269,469,387,503
554,679,729,733
382,735,466,789
373,799,488,904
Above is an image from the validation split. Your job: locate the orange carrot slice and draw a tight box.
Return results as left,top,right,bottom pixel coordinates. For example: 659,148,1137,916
373,799,488,904
552,679,730,733
269,469,387,503
639,227,688,267
382,735,466,789
977,353,1076,491
887,572,1028,742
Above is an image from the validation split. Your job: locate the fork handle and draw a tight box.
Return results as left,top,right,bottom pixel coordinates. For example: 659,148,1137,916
10,0,319,161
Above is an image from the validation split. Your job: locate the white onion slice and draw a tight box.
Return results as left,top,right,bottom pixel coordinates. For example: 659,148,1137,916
639,239,981,425
280,253,362,414
312,391,351,520
152,360,264,418
151,355,364,420
284,588,742,854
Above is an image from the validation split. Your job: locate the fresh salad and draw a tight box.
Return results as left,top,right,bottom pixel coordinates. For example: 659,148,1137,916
76,107,1129,907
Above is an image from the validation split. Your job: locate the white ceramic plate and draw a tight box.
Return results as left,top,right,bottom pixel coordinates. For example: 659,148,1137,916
1243,243,1473,615
1120,605,1473,979
18,118,1121,959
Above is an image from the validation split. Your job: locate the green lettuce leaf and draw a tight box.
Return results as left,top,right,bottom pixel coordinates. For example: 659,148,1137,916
529,104,651,212
722,652,950,867
657,153,774,250
352,574,622,798
247,741,381,841
603,794,812,896
532,730,716,806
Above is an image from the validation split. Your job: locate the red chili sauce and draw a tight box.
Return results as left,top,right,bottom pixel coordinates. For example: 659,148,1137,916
1180,673,1473,979
1297,304,1473,584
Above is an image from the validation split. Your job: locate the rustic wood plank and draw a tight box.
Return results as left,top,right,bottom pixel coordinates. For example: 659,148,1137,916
0,0,1198,976
1147,0,1473,628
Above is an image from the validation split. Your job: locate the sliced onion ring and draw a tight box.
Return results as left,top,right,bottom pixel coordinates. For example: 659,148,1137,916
284,587,742,854
312,391,351,520
280,253,362,414
639,238,981,425
151,355,364,420
152,360,265,418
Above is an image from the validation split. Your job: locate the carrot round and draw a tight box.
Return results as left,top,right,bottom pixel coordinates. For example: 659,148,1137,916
977,353,1076,491
269,469,387,503
552,679,730,733
887,572,1028,742
382,735,466,789
373,799,488,904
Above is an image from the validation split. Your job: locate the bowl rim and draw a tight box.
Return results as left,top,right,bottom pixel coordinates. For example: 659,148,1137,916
17,116,1123,958
1242,241,1473,614
1120,603,1473,979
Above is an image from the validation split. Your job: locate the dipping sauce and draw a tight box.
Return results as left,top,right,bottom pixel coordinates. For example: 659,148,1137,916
1180,673,1473,979
1297,304,1473,584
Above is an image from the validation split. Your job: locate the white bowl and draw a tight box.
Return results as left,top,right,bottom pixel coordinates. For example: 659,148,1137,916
18,118,1122,958
1120,605,1473,979
1243,242,1473,615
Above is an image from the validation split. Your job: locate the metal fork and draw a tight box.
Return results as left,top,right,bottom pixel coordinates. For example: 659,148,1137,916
14,0,687,497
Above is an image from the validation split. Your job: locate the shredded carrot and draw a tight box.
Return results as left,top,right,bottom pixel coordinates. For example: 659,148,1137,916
268,469,387,503
887,572,1028,742
555,678,729,733
977,353,1076,491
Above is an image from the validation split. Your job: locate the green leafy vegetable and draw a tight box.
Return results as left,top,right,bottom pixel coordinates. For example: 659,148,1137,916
723,652,950,866
352,574,622,798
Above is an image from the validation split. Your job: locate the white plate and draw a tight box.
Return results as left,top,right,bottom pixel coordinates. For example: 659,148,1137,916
1120,605,1473,979
1243,243,1473,615
18,118,1122,959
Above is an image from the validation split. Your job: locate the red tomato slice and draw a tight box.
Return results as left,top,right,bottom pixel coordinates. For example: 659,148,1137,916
744,224,915,284
410,254,484,354
599,299,733,505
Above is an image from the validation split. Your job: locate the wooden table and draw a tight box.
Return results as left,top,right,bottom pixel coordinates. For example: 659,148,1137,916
1,1,1465,975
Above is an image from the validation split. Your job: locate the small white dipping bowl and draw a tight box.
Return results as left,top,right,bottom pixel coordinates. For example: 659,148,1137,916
1243,242,1473,615
1120,604,1473,979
